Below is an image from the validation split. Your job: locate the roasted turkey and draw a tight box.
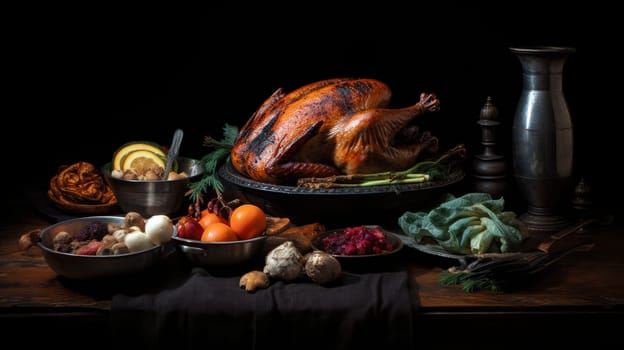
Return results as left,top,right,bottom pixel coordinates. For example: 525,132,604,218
230,78,440,184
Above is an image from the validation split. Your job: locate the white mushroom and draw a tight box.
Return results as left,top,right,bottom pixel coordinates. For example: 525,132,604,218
124,231,154,252
145,215,174,245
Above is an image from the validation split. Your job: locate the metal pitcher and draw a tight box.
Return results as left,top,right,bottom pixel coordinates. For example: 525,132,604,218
510,46,576,233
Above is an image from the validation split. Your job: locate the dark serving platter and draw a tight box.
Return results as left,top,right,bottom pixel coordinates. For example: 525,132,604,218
218,160,465,226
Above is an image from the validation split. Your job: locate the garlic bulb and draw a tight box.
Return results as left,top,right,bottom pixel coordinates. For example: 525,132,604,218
263,241,303,281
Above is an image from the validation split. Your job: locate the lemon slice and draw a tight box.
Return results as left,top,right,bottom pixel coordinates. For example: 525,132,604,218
112,141,166,170
122,150,166,172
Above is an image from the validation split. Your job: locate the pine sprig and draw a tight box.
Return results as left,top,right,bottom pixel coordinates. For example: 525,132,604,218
203,124,239,148
188,123,239,203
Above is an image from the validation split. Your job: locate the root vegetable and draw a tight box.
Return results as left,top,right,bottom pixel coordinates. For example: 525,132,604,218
303,251,342,284
239,270,270,292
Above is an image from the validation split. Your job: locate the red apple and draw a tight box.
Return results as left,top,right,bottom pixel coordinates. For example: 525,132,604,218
176,216,204,241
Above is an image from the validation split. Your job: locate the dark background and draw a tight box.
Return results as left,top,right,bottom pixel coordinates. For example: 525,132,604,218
5,3,621,211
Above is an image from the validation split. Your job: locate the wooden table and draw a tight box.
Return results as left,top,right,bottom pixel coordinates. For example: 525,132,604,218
1,195,623,348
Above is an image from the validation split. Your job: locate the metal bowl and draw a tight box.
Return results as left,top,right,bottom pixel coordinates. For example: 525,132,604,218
37,216,164,279
102,157,205,217
172,231,266,267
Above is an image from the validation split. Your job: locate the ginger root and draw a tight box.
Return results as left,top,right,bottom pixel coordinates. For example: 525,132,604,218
239,270,270,292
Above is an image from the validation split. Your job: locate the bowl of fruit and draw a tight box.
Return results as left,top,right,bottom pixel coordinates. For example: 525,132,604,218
172,201,268,267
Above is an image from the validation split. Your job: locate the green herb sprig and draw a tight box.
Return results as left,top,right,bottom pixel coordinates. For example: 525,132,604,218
296,143,465,188
188,123,239,203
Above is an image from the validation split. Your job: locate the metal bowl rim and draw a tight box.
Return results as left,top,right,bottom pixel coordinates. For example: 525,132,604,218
101,157,205,184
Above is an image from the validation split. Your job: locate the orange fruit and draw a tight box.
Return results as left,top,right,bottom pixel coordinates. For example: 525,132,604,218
198,212,226,229
229,204,267,240
200,222,239,242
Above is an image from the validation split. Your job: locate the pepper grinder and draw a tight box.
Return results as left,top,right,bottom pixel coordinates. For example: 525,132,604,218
471,96,510,199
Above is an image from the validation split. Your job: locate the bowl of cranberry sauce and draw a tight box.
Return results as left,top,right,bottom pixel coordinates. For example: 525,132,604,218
311,225,404,259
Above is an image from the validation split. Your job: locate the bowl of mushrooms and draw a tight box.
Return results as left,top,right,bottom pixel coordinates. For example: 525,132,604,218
36,213,174,279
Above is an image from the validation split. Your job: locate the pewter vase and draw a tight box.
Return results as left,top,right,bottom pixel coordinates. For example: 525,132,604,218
510,46,575,233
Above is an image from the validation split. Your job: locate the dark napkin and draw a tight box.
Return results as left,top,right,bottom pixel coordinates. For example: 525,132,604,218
111,259,418,349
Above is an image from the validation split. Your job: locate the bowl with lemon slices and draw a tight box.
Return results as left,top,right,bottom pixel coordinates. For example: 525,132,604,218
102,141,205,217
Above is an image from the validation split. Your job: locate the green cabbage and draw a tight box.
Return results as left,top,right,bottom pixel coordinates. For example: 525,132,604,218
398,193,525,254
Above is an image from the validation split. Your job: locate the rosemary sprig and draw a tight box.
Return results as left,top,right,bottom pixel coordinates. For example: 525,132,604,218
188,123,239,203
